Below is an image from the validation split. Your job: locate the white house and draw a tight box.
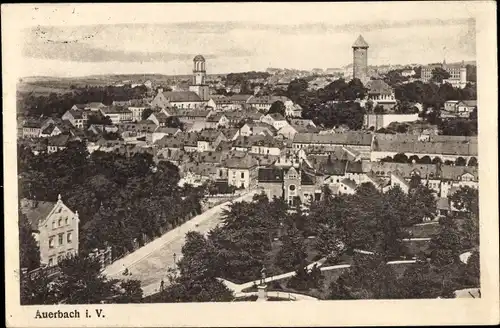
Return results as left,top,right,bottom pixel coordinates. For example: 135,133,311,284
261,113,289,130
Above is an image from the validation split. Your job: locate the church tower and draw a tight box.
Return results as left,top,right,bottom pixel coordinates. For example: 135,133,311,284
189,55,210,101
352,35,369,83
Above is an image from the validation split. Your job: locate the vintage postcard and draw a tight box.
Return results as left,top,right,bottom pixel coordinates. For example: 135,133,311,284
3,2,499,327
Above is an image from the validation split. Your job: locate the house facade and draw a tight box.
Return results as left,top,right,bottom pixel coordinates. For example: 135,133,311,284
20,195,79,267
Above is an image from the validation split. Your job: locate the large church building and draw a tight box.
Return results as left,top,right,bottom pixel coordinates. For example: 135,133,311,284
151,55,214,110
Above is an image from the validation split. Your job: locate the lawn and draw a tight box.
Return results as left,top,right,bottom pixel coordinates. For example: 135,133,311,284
242,266,350,300
404,239,431,256
263,237,321,278
406,222,440,238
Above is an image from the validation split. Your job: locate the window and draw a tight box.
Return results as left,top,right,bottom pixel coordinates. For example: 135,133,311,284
241,172,245,179
58,219,62,227
57,255,62,263
52,221,56,229
289,184,296,191
48,258,53,266
67,232,73,244
57,208,62,213
58,233,64,246
65,217,69,225
49,237,55,249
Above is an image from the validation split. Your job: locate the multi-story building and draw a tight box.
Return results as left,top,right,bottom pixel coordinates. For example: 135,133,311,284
421,61,467,88
370,133,478,163
61,109,91,129
224,155,259,189
99,106,133,124
292,132,373,159
20,195,79,267
365,79,397,109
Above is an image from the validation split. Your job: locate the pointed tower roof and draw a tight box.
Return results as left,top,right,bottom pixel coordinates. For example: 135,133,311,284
352,35,369,48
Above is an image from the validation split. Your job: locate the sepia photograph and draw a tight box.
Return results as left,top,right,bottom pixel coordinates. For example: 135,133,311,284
3,2,499,327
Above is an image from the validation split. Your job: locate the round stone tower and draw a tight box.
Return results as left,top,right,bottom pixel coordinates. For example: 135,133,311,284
352,35,369,83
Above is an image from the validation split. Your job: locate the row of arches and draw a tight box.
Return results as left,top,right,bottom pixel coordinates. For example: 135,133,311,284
381,153,477,167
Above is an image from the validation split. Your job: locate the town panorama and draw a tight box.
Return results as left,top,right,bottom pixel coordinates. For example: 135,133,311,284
18,35,479,304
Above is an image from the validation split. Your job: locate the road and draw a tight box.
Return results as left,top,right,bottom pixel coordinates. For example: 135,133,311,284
103,190,259,297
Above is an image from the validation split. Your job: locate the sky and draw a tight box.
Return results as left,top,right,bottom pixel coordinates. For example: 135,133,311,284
14,2,478,77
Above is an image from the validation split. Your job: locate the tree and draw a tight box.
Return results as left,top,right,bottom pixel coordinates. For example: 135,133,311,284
430,67,451,83
275,226,307,271
393,153,409,163
165,116,184,129
429,216,462,266
450,187,479,249
468,157,477,167
114,279,144,303
20,270,60,305
87,114,113,127
268,101,286,116
374,104,385,113
151,231,234,302
461,251,480,287
141,107,154,121
418,155,432,164
57,255,123,304
328,255,400,299
408,155,420,164
365,100,374,112
407,184,437,225
455,157,467,166
19,210,40,271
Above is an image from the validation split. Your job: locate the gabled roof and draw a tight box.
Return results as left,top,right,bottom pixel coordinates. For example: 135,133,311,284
172,108,212,118
149,112,169,123
266,113,286,121
352,35,369,48
294,132,373,146
366,79,393,95
372,134,478,156
47,134,71,146
340,178,357,189
88,102,106,108
20,199,57,231
162,91,202,102
258,167,284,183
439,165,478,181
66,109,84,119
198,129,224,142
155,127,181,134
100,106,132,114
247,95,291,105
41,124,58,135
228,94,254,102
301,170,316,185
314,158,347,175
458,100,477,107
206,113,227,122
224,155,258,169
23,119,43,129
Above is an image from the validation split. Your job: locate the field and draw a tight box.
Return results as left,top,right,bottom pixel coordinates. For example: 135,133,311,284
17,73,226,96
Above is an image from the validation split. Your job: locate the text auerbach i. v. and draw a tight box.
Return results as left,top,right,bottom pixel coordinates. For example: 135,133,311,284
34,309,105,319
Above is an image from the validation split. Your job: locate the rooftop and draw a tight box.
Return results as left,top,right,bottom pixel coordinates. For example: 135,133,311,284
293,132,373,146
162,91,203,102
352,35,369,48
19,199,56,231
